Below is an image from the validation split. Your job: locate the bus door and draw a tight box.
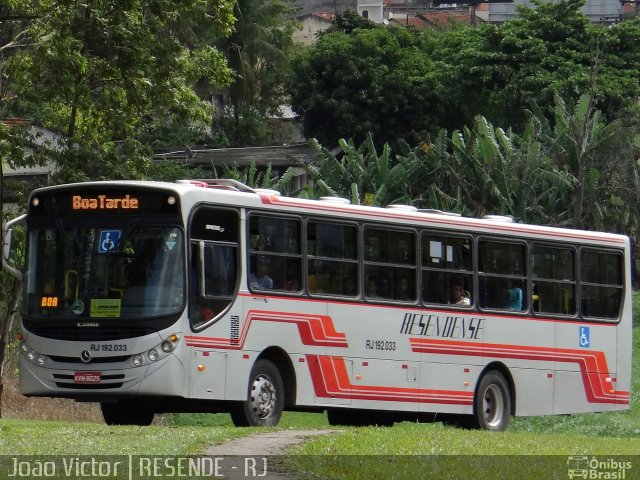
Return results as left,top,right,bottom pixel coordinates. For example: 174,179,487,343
187,207,241,401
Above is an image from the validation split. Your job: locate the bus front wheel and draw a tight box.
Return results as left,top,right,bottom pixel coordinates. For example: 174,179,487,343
100,399,155,426
230,359,284,427
473,371,511,431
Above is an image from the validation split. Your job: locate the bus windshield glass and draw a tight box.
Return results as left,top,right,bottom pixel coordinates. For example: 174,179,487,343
23,222,185,320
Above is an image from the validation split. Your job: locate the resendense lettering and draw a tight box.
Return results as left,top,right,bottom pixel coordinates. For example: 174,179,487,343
72,195,138,210
400,312,484,340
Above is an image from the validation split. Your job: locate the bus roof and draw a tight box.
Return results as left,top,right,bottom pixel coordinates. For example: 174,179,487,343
29,179,628,247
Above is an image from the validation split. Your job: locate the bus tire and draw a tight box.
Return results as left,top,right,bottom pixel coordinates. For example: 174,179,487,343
327,408,394,427
327,408,354,426
230,359,284,427
473,371,511,431
100,399,154,426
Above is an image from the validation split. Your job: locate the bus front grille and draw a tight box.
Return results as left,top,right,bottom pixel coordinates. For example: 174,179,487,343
49,355,131,364
55,383,124,389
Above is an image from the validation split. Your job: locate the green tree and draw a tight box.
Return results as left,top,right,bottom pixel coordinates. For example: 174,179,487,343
290,26,439,147
0,2,38,416
0,0,236,414
290,1,640,144
217,0,296,128
0,120,27,418
426,0,640,130
5,0,235,181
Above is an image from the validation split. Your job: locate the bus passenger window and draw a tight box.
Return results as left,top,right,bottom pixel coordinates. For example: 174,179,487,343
248,214,302,293
307,221,358,296
421,233,472,306
580,250,623,320
364,227,416,302
478,240,527,311
532,245,576,315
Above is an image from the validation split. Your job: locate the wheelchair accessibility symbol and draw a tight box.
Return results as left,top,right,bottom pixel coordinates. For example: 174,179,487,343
98,230,121,253
579,326,590,348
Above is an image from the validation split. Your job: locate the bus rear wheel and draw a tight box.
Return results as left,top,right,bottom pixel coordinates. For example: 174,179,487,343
473,371,511,431
100,399,155,426
230,359,284,427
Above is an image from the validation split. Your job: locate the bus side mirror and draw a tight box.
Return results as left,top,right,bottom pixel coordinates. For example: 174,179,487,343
2,214,26,281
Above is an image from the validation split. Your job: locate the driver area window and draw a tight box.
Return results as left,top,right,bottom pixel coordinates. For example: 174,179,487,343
189,208,239,328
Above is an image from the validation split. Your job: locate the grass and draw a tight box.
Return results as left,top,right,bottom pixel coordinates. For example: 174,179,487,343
284,422,638,480
0,418,258,455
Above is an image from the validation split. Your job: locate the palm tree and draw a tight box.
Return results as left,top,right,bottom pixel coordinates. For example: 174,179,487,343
220,0,292,119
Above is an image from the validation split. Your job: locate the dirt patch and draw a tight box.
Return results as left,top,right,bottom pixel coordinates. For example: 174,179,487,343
1,375,102,422
206,429,336,456
204,429,338,480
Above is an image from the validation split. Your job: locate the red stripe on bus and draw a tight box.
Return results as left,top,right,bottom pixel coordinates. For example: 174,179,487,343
410,338,629,404
185,310,348,349
306,354,474,405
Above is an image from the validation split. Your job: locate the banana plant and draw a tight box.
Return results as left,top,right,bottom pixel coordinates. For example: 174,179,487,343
541,93,639,231
221,160,297,194
302,134,410,207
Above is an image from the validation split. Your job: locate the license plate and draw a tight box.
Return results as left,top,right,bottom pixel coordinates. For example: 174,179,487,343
74,372,101,383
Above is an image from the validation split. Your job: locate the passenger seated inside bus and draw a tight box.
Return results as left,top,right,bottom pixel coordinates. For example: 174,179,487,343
343,274,357,296
248,255,273,289
285,275,301,291
449,279,471,306
395,276,413,301
365,276,381,298
504,281,523,310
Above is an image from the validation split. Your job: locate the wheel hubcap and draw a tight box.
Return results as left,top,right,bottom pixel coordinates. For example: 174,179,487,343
482,384,504,428
250,374,276,419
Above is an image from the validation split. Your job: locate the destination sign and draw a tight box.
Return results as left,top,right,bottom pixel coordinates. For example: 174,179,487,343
28,188,181,216
72,194,139,210
40,296,59,308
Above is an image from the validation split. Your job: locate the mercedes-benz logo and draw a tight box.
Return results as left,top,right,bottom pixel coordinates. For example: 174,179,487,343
80,350,91,363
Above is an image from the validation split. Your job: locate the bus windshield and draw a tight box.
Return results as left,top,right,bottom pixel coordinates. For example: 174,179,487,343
23,221,185,320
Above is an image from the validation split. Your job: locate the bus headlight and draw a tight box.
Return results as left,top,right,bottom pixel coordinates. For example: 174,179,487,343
130,334,179,367
21,342,48,367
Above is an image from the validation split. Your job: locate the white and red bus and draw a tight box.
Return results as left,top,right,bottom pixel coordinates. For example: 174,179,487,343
3,179,631,430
